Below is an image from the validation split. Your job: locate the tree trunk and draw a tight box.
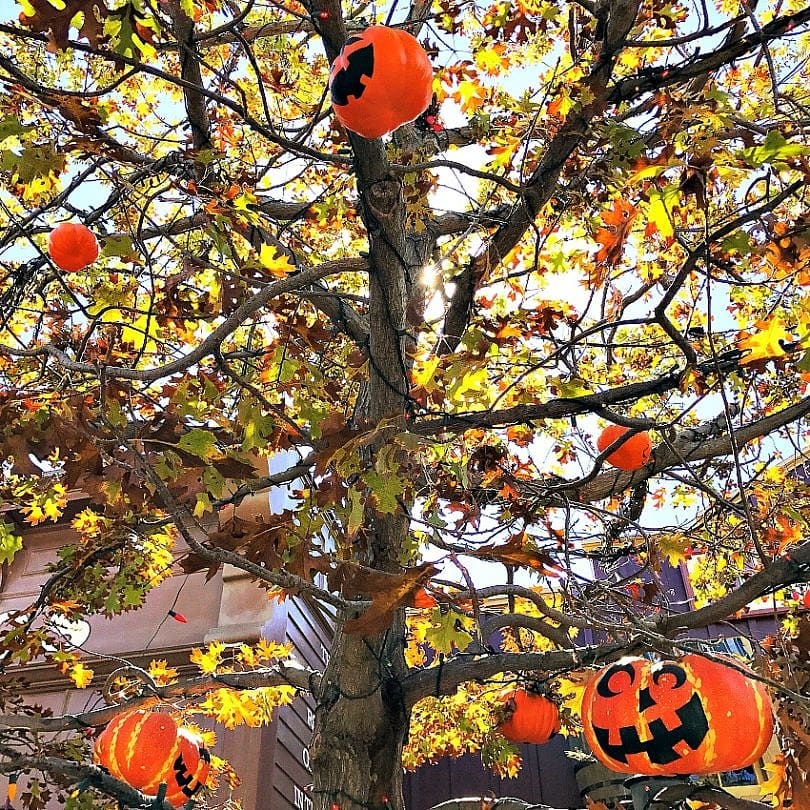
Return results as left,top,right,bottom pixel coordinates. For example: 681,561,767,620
309,146,416,810
309,617,410,810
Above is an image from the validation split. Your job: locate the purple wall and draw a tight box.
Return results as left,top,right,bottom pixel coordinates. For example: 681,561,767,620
404,735,583,810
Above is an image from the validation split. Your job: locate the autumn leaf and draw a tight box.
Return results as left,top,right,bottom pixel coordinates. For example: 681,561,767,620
66,662,94,689
341,562,440,636
455,80,487,113
424,608,474,654
762,514,803,554
739,317,794,365
18,0,108,52
760,755,788,803
190,641,226,674
258,244,296,278
148,659,179,686
467,533,561,575
198,686,295,729
655,532,693,567
594,199,637,266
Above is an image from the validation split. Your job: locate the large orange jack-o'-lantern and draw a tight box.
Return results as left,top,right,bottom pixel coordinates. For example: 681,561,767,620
94,709,211,807
328,26,433,139
581,655,773,776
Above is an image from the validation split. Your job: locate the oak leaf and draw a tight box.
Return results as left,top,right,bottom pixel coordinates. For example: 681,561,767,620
19,0,108,52
594,199,637,266
341,562,440,636
739,317,793,365
468,533,560,575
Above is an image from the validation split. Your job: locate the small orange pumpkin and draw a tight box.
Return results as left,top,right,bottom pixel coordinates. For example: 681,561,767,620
581,655,774,776
328,26,433,138
94,710,210,807
596,425,652,471
497,688,561,745
47,223,99,272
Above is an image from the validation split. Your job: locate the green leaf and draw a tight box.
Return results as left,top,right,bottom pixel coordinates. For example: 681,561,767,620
1,144,66,184
0,117,34,142
721,231,753,255
177,428,219,460
426,608,474,654
362,470,404,513
0,521,22,565
238,397,276,452
740,130,810,168
100,233,135,258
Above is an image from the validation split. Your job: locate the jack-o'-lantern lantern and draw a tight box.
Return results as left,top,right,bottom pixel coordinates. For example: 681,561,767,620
94,709,210,807
47,222,99,272
581,655,774,776
328,26,433,139
497,687,561,745
596,424,652,471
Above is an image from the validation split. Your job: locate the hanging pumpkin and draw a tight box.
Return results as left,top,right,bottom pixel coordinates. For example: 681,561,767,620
328,25,433,139
94,709,211,807
497,687,561,745
596,424,652,471
581,655,774,776
47,222,99,272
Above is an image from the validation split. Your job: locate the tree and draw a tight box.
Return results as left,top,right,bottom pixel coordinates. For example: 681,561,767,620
0,0,808,807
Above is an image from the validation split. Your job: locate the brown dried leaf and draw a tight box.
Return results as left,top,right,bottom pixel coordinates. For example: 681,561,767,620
19,0,108,52
341,562,439,636
467,533,559,574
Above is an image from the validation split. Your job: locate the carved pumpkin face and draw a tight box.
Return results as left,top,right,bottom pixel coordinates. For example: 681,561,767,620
582,656,774,776
596,425,652,471
328,26,433,139
95,710,211,807
47,222,99,272
497,688,561,745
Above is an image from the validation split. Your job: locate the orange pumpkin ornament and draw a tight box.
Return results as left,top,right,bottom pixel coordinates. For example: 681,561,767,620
596,424,652,471
94,709,210,807
47,222,99,272
328,26,433,139
581,655,774,776
497,688,561,745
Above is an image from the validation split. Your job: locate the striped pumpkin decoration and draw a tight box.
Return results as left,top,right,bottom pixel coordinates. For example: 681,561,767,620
94,710,210,807
582,655,773,776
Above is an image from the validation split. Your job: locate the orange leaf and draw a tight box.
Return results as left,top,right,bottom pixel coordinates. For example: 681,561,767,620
594,199,637,266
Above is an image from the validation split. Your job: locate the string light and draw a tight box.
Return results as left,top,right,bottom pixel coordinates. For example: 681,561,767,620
168,610,188,624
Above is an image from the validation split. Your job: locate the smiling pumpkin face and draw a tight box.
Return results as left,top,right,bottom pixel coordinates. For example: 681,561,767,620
328,26,433,139
581,655,774,776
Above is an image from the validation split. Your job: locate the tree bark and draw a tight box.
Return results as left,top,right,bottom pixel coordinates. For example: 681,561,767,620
307,126,415,809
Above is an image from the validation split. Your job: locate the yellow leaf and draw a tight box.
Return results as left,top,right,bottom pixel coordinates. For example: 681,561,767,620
456,80,487,113
656,532,693,566
474,44,506,74
190,640,226,674
199,686,295,729
646,185,678,239
557,671,591,719
259,245,295,278
759,754,787,801
148,659,179,686
68,662,94,689
739,317,793,364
